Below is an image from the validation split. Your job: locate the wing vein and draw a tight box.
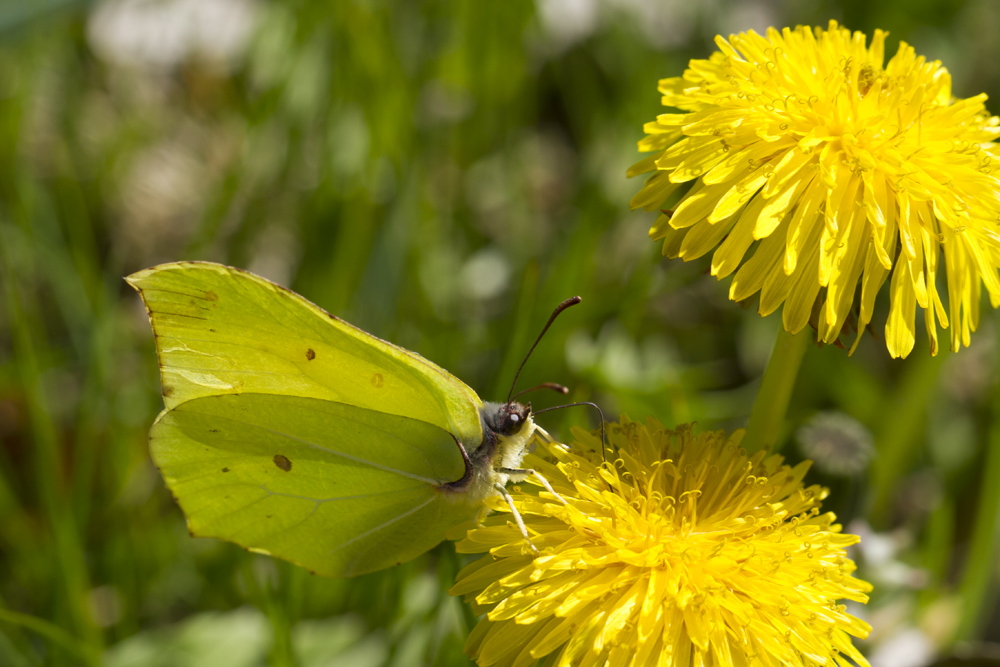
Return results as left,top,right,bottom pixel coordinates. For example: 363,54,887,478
261,424,442,484
140,287,220,302
179,407,448,484
332,494,437,557
165,365,304,379
260,484,428,504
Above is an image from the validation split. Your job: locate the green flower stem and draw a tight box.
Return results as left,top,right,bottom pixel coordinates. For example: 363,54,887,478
868,352,945,528
741,327,810,453
954,387,1000,642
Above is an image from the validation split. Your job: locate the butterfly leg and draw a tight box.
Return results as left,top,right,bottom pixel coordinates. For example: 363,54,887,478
473,502,490,527
498,467,568,506
494,482,540,555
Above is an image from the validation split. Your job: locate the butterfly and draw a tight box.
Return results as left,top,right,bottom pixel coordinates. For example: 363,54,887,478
128,261,578,577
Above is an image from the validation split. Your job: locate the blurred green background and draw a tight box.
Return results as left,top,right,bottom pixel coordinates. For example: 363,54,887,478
4,0,1000,665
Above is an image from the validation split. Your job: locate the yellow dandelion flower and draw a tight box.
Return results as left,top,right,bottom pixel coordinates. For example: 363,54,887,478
630,21,1000,358
450,418,872,667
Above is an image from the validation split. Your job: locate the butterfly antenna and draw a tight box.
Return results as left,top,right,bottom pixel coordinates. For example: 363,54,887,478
532,401,607,464
512,382,569,400
506,296,582,403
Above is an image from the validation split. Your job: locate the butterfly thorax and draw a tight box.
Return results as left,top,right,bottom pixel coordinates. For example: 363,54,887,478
442,400,535,505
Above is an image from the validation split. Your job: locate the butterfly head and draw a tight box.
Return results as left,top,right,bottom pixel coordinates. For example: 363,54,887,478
482,400,532,437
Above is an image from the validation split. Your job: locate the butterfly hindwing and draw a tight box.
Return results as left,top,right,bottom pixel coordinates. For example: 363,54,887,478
152,393,477,576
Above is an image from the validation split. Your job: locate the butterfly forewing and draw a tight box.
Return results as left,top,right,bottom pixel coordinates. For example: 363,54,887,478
127,262,484,441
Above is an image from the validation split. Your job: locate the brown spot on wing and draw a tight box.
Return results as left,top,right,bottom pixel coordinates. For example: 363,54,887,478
162,385,174,397
221,467,230,473
273,454,292,472
203,290,219,301
372,373,383,388
306,348,316,360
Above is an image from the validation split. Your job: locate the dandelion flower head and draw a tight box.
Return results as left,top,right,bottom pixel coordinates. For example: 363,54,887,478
630,21,1000,358
451,418,872,667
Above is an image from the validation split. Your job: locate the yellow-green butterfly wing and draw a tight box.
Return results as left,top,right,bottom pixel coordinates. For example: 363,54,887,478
128,262,491,576
127,261,483,436
153,394,476,576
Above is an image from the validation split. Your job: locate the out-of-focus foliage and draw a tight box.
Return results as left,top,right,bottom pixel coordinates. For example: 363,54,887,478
3,0,1000,665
